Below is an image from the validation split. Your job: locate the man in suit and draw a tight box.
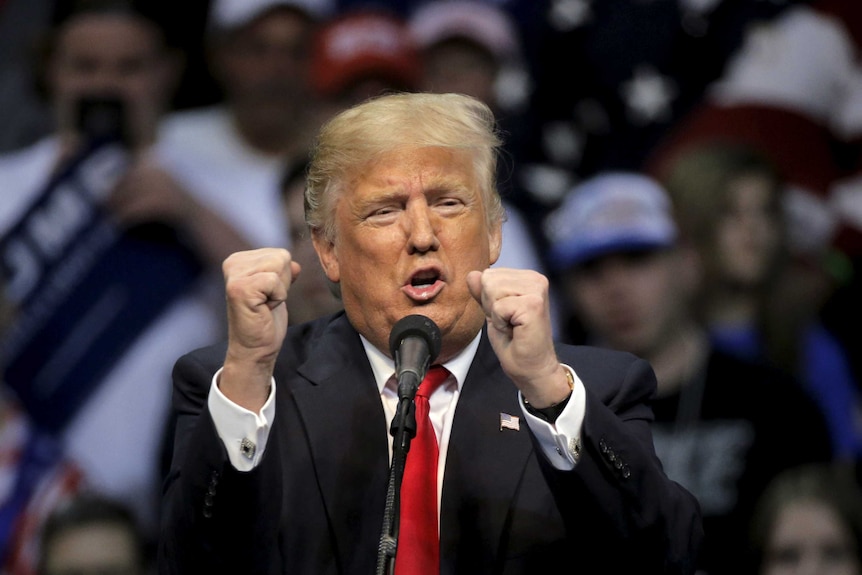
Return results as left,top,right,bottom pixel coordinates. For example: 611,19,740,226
158,92,703,574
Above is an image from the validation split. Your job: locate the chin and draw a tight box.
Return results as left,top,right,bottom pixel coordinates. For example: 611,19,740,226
438,309,485,342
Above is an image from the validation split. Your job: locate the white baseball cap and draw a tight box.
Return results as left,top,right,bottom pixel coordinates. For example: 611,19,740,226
408,0,522,61
544,172,679,270
208,0,334,31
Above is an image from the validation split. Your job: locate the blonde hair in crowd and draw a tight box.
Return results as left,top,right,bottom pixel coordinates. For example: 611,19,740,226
305,92,506,242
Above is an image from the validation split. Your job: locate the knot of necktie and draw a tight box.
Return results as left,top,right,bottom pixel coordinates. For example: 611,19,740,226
416,365,449,399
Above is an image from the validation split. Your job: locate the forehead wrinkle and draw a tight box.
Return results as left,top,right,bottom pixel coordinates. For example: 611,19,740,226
364,156,464,193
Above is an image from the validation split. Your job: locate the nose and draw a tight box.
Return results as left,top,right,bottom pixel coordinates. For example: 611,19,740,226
405,200,439,254
592,258,638,296
257,40,307,79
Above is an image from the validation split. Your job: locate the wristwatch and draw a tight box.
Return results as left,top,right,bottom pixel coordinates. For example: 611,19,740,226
522,366,575,423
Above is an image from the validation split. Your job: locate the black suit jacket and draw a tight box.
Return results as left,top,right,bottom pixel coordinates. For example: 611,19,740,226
159,312,702,574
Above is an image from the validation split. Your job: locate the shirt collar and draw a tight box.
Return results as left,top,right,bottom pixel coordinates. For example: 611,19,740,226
361,330,482,393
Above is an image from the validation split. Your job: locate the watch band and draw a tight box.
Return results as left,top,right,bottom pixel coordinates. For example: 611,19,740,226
522,365,575,423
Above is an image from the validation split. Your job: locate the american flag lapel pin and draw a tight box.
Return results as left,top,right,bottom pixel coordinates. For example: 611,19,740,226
500,412,520,431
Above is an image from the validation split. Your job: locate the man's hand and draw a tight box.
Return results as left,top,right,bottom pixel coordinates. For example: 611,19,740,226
220,248,301,411
466,268,571,409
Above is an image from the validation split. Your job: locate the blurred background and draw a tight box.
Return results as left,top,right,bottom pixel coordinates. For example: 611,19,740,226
1,0,860,573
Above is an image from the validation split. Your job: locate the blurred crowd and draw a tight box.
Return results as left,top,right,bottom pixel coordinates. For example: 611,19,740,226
0,0,860,573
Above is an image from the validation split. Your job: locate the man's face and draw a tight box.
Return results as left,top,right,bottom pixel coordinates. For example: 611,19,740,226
421,39,498,109
214,9,312,118
565,249,689,358
48,13,172,144
313,146,502,361
42,522,142,575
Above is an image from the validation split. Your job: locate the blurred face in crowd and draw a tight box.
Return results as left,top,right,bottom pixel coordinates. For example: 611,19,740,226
564,248,696,359
41,520,142,575
715,172,782,289
283,174,343,324
313,145,502,362
421,39,498,108
212,8,314,150
47,11,175,148
761,499,860,575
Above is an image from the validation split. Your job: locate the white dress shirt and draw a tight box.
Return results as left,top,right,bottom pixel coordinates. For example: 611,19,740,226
207,332,587,491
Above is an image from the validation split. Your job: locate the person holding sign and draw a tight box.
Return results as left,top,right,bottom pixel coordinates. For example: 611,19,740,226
0,0,252,544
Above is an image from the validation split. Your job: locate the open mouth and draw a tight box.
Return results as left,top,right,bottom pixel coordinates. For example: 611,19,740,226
403,268,444,301
410,269,440,288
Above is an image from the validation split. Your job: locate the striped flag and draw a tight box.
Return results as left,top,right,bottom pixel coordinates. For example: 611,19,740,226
499,413,520,431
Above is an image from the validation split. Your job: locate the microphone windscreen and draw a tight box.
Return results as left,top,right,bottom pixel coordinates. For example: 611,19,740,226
389,314,442,363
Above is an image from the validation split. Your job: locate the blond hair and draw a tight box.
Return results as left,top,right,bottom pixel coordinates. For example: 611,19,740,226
305,92,505,241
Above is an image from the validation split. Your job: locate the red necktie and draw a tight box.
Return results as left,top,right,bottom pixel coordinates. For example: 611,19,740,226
395,365,450,575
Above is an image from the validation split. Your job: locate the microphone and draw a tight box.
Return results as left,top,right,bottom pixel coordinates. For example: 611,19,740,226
389,314,442,400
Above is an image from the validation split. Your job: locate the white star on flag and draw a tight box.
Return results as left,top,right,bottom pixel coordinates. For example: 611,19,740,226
500,413,520,431
620,64,678,126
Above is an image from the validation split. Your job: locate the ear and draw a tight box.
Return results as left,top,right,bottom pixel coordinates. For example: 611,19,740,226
488,219,503,266
311,229,340,283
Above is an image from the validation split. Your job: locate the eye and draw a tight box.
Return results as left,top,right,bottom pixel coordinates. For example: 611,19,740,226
433,196,465,214
364,204,402,224
767,545,802,566
822,543,854,565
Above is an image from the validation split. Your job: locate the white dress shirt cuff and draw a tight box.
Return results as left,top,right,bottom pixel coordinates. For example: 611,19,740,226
207,367,276,471
519,364,586,471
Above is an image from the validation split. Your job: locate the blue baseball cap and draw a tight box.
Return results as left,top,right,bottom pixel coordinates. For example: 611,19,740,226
544,172,678,271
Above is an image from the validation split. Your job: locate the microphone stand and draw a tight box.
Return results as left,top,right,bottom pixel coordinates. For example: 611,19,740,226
375,373,421,575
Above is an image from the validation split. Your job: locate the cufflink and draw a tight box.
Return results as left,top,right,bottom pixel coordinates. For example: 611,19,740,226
569,437,581,463
240,438,256,460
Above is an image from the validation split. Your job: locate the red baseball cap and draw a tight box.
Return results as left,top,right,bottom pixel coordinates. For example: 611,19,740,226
311,10,421,97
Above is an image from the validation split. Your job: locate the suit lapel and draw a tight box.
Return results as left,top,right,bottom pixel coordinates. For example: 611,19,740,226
440,333,536,573
284,319,537,572
289,316,392,572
